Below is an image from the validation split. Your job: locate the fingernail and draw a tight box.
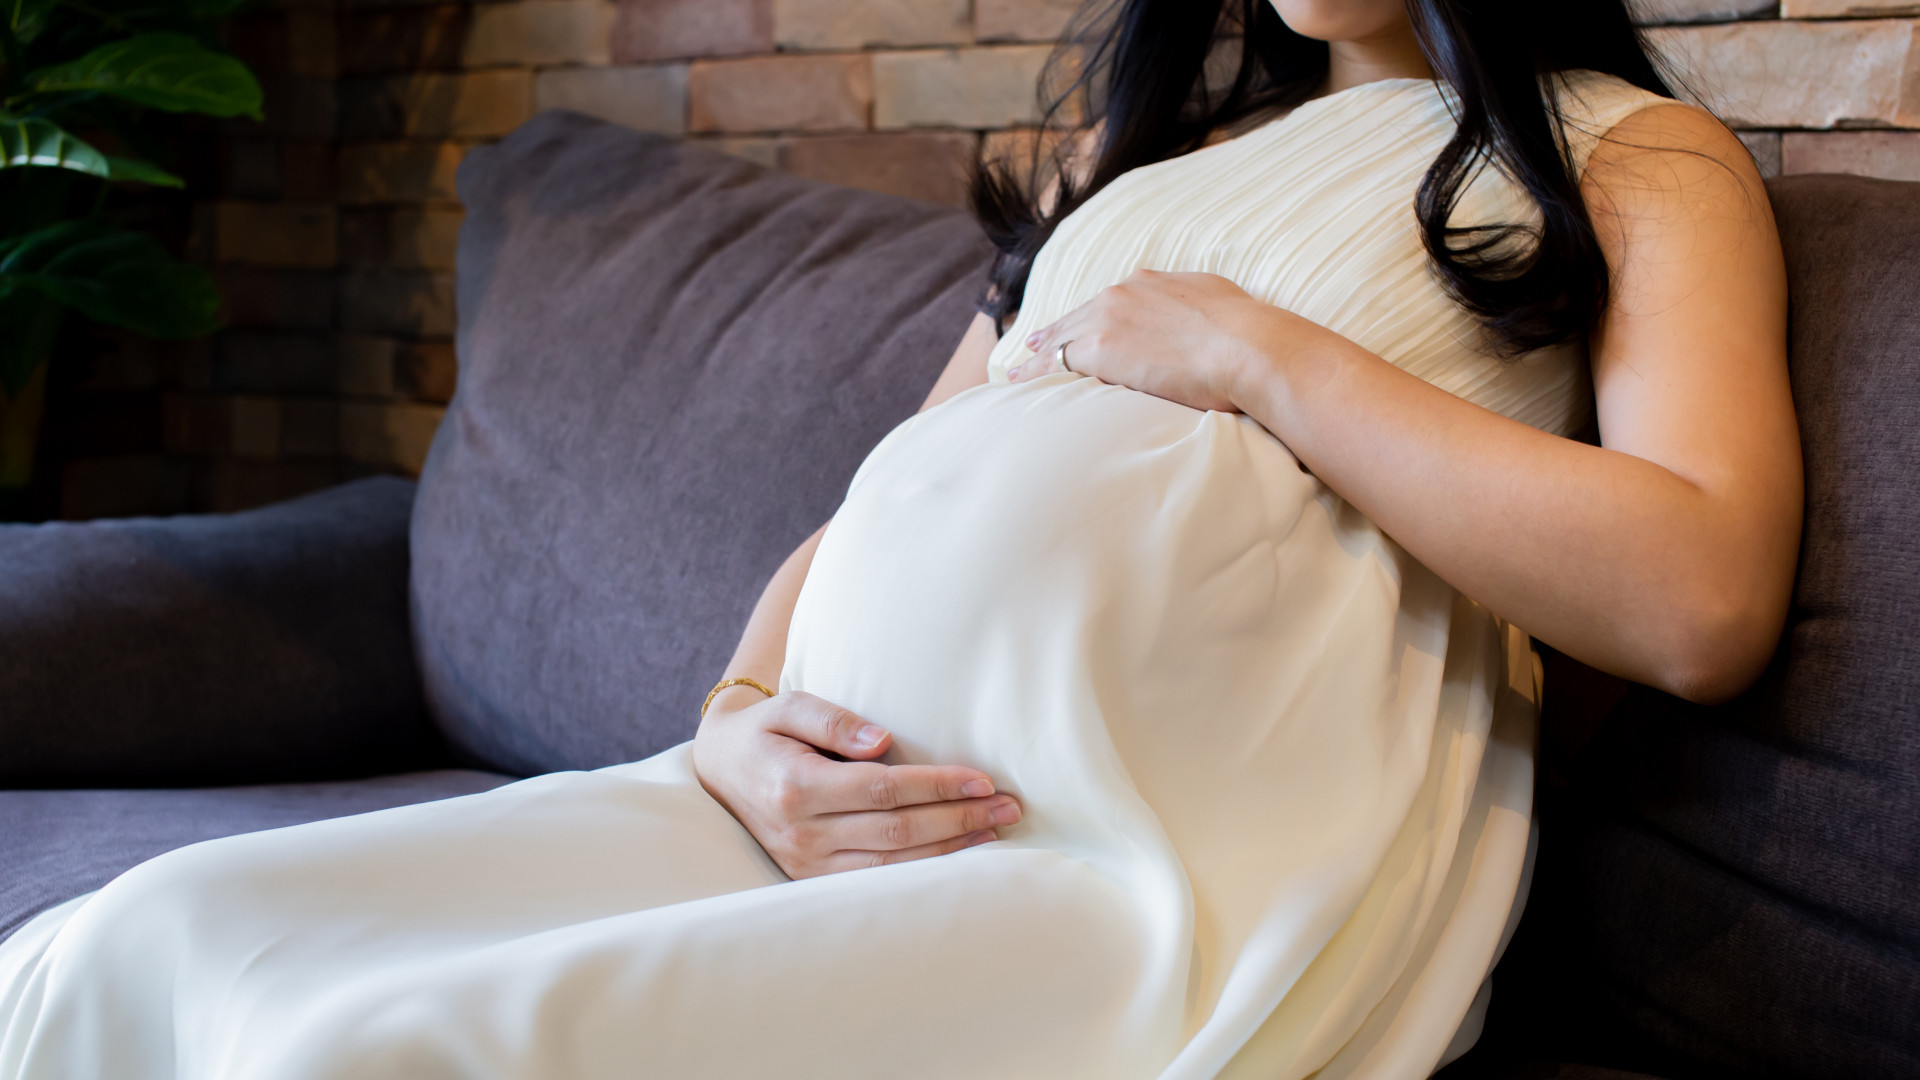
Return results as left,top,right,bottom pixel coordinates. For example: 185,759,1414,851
1025,333,1041,348
990,800,1021,825
966,831,996,847
852,725,885,749
960,779,993,798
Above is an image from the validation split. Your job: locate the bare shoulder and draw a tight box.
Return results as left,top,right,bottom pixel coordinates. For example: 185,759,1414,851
1580,102,1781,309
1582,102,1770,227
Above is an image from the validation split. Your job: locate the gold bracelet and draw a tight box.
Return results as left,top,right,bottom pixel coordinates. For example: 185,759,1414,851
701,676,777,719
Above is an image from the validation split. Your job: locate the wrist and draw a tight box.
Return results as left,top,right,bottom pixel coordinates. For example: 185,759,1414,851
695,679,777,744
1226,310,1355,437
1222,304,1295,419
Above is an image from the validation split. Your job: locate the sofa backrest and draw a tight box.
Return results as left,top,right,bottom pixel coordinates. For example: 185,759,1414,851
410,111,994,774
1507,175,1920,1077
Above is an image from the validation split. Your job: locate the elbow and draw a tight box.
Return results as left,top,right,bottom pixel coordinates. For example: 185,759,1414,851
1647,585,1789,706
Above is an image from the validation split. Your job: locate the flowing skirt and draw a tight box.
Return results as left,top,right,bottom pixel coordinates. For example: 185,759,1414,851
0,376,1540,1078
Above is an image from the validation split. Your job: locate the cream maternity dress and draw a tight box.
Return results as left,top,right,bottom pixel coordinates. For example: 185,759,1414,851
0,70,1666,1080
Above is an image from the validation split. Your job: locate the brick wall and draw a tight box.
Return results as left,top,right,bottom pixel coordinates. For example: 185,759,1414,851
44,0,1920,519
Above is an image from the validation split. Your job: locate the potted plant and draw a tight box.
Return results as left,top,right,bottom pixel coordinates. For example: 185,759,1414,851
1,0,262,492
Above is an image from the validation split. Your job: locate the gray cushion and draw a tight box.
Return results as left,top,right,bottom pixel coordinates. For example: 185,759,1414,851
0,770,512,944
412,111,995,774
1486,175,1920,1077
0,477,447,787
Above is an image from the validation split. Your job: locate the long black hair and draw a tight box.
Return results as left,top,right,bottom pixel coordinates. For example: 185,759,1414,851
971,0,1677,356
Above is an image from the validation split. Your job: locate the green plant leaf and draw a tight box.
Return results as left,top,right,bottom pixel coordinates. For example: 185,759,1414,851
0,220,219,339
25,32,263,119
0,115,185,186
5,0,60,44
0,114,111,177
104,153,183,186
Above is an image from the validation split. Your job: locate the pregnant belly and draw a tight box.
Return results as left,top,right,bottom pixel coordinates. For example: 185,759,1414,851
782,372,1456,868
783,373,1507,1073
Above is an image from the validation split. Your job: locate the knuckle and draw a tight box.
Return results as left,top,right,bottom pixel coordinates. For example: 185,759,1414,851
767,775,806,818
817,704,858,741
878,814,915,850
866,772,903,811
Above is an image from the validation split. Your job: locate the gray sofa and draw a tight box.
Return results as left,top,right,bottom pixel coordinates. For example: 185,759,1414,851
2,111,1914,1079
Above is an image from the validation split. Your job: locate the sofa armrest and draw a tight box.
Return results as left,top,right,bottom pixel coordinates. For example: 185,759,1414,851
0,477,452,788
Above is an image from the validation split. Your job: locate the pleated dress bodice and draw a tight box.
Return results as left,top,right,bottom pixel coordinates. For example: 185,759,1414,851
985,70,1668,434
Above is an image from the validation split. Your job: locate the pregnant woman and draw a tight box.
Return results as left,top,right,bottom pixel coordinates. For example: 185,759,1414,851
0,0,1801,1076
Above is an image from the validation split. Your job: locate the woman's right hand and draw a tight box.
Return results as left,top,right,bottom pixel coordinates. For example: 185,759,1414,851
691,689,1022,879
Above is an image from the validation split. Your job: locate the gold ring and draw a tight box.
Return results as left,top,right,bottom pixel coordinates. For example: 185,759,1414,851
1055,342,1072,373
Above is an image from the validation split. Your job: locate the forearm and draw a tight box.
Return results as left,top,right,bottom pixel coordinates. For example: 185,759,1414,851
1230,339,1790,702
707,522,828,717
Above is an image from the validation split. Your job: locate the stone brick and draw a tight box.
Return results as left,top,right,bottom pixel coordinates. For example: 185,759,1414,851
244,75,336,140
340,0,448,11
342,208,461,269
974,0,1079,42
613,0,770,63
535,65,688,134
230,396,283,459
464,0,613,68
58,456,190,520
1783,130,1920,180
690,135,782,168
172,340,216,392
1782,0,1916,14
1629,0,1775,24
212,201,338,267
46,390,163,455
223,140,280,198
227,12,292,75
216,332,335,393
282,399,339,457
217,268,336,329
336,334,398,398
161,393,231,457
772,0,968,50
340,209,389,266
1738,130,1782,177
1650,19,1919,128
339,5,469,74
873,46,1054,129
338,141,467,204
396,341,458,403
286,8,339,77
230,8,336,76
340,72,534,140
689,54,872,133
76,331,164,393
779,131,979,205
194,460,341,513
339,401,445,473
390,207,465,270
340,269,458,337
281,142,336,201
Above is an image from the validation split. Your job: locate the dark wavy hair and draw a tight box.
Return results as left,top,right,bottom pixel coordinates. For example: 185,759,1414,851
970,0,1677,356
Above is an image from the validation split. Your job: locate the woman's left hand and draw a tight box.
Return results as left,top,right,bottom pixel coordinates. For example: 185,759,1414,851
1008,269,1332,413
